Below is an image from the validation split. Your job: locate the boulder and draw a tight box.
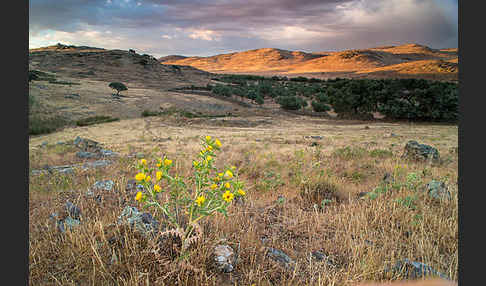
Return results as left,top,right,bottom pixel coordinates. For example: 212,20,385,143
402,141,440,164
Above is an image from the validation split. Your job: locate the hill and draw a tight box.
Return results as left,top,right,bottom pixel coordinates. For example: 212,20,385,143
161,43,458,81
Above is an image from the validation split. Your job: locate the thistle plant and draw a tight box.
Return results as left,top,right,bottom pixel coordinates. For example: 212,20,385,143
133,136,245,255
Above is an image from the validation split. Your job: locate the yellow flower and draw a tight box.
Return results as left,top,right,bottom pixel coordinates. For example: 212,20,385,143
225,182,231,189
154,184,161,192
215,139,222,147
222,190,234,202
145,175,151,182
193,161,200,167
156,160,162,168
135,191,143,201
135,172,146,181
237,189,246,196
140,159,147,165
231,166,236,170
206,135,212,141
206,155,212,161
215,176,220,182
156,171,162,181
224,170,233,179
210,183,218,190
207,145,213,152
218,172,223,177
164,159,172,166
195,195,206,206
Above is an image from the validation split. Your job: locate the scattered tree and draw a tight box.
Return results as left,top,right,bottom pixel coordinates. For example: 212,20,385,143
109,82,128,97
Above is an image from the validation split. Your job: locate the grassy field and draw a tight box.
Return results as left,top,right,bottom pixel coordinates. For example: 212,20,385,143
28,113,458,285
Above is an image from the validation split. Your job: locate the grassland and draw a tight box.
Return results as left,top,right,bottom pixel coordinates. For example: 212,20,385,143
29,113,458,285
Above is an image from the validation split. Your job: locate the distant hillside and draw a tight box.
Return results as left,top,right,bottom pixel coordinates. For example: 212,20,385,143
161,43,458,81
29,44,212,89
159,55,188,62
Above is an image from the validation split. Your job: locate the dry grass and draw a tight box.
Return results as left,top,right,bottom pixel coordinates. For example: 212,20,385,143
29,113,458,285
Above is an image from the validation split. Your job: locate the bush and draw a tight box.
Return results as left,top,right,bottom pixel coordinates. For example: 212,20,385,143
211,84,232,97
75,116,119,126
255,95,264,105
276,96,304,110
311,101,331,112
29,115,70,135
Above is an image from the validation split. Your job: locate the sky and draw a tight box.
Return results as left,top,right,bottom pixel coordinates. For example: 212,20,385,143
29,0,458,58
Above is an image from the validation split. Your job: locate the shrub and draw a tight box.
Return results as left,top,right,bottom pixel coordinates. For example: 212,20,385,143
75,116,119,126
109,82,128,96
276,96,305,110
311,100,331,112
29,115,70,135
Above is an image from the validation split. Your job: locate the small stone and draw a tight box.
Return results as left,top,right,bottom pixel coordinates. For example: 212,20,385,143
65,201,81,219
265,247,294,269
311,251,336,267
310,135,324,140
82,160,112,169
92,180,115,192
58,217,81,233
213,244,235,273
76,151,100,159
117,206,160,238
386,258,449,280
424,180,451,201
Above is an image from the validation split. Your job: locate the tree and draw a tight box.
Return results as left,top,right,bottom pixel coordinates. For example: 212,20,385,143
109,82,128,97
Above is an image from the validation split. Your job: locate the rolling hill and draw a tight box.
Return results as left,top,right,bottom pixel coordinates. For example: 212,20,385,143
161,43,458,81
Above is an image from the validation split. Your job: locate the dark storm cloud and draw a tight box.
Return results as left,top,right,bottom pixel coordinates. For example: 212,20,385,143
29,0,458,57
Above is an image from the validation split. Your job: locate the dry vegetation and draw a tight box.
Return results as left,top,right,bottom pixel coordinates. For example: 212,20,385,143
29,114,458,285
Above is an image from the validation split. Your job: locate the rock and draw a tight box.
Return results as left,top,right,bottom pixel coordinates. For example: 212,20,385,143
57,217,81,233
213,244,236,273
126,179,144,194
357,192,369,198
383,172,394,184
82,160,112,169
99,149,119,157
74,136,100,152
117,206,160,237
92,180,115,192
385,258,449,280
402,141,440,164
265,247,295,269
310,135,323,140
76,151,100,159
424,180,451,201
65,201,81,219
311,251,336,267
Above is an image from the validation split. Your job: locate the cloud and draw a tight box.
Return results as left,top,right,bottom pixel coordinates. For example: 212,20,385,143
29,0,457,57
188,29,221,41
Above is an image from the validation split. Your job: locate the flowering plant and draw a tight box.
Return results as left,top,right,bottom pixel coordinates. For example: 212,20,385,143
133,136,245,253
